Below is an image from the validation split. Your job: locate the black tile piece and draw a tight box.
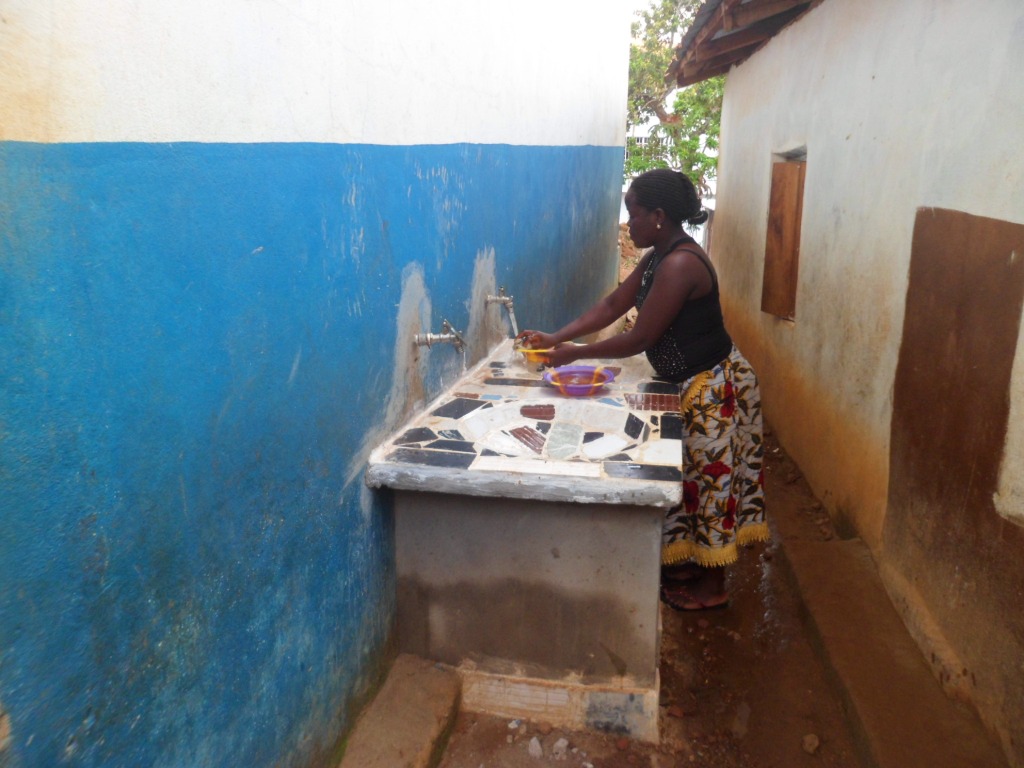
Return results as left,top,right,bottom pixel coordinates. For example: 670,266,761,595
660,413,683,440
651,415,660,426
395,427,437,445
386,448,476,470
639,380,682,394
604,453,634,462
535,422,551,434
425,440,478,453
603,462,682,482
430,397,491,419
483,377,549,387
438,429,465,440
624,413,644,440
583,431,604,443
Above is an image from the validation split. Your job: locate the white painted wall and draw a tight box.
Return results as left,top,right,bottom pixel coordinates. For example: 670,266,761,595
713,0,1024,535
0,0,632,146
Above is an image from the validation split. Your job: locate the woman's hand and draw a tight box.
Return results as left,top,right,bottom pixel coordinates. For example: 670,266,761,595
515,330,558,350
544,343,581,368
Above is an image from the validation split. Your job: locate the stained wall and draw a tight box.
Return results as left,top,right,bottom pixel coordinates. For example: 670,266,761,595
708,0,1024,763
0,2,631,766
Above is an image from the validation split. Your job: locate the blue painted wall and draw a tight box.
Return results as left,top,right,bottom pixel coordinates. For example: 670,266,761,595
0,141,622,767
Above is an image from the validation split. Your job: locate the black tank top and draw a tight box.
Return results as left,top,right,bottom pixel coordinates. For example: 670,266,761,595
635,238,733,382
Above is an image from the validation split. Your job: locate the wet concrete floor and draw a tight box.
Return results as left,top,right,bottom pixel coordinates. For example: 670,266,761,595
438,428,867,768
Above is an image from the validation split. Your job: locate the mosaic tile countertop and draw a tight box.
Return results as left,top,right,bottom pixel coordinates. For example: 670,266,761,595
365,340,685,507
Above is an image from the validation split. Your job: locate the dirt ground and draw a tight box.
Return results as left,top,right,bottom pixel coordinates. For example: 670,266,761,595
437,230,865,768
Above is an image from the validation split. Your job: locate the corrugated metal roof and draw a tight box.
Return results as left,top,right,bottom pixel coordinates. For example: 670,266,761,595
667,0,822,87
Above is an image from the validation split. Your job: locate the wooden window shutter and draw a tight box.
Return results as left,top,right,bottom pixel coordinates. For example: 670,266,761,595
761,160,805,319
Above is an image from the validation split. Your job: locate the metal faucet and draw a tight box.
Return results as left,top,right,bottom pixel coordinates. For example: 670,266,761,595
413,319,465,352
485,286,519,338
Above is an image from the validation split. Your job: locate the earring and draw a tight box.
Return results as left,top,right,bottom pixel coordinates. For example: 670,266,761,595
656,223,661,229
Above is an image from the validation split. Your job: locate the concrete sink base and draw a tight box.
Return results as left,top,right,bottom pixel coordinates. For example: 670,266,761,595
394,490,662,742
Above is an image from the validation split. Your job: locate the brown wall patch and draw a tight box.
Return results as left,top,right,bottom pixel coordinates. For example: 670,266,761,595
885,206,1024,759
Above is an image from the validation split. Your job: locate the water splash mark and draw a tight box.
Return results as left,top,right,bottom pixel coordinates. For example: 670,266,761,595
345,262,430,493
287,346,302,387
462,246,507,364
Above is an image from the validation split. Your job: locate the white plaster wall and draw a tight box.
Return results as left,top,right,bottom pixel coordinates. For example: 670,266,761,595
713,0,1024,529
0,0,632,146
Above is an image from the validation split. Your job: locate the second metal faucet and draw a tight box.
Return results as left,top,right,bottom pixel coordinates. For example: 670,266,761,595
485,286,519,338
413,319,465,352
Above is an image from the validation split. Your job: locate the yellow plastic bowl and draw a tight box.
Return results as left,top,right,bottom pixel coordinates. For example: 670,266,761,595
519,347,553,363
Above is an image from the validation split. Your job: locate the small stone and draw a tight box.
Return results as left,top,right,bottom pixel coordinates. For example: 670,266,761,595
802,733,820,754
507,719,521,730
731,701,751,739
528,736,543,758
506,734,514,744
616,736,631,751
552,737,570,760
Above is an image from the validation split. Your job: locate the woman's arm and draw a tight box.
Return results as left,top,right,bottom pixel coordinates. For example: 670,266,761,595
517,251,653,349
544,248,710,367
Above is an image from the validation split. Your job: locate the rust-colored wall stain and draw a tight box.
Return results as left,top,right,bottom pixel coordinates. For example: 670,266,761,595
0,9,63,141
885,207,1024,753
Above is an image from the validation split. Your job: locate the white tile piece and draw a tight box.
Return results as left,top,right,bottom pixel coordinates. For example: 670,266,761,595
459,405,516,440
636,439,683,466
479,430,534,457
581,434,628,460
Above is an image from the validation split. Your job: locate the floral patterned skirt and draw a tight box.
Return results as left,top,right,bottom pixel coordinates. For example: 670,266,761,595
661,346,769,567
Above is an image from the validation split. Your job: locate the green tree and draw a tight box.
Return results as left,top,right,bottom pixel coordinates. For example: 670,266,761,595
626,0,724,195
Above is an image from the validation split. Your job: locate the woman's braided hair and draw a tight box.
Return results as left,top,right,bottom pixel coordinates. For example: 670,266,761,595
628,169,708,226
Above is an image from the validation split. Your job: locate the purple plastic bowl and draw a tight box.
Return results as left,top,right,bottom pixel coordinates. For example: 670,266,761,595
543,365,616,397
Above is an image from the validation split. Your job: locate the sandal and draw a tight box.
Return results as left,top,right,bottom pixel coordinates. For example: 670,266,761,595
661,563,703,585
660,582,730,612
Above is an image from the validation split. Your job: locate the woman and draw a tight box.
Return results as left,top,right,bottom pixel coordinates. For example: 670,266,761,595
517,168,767,610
